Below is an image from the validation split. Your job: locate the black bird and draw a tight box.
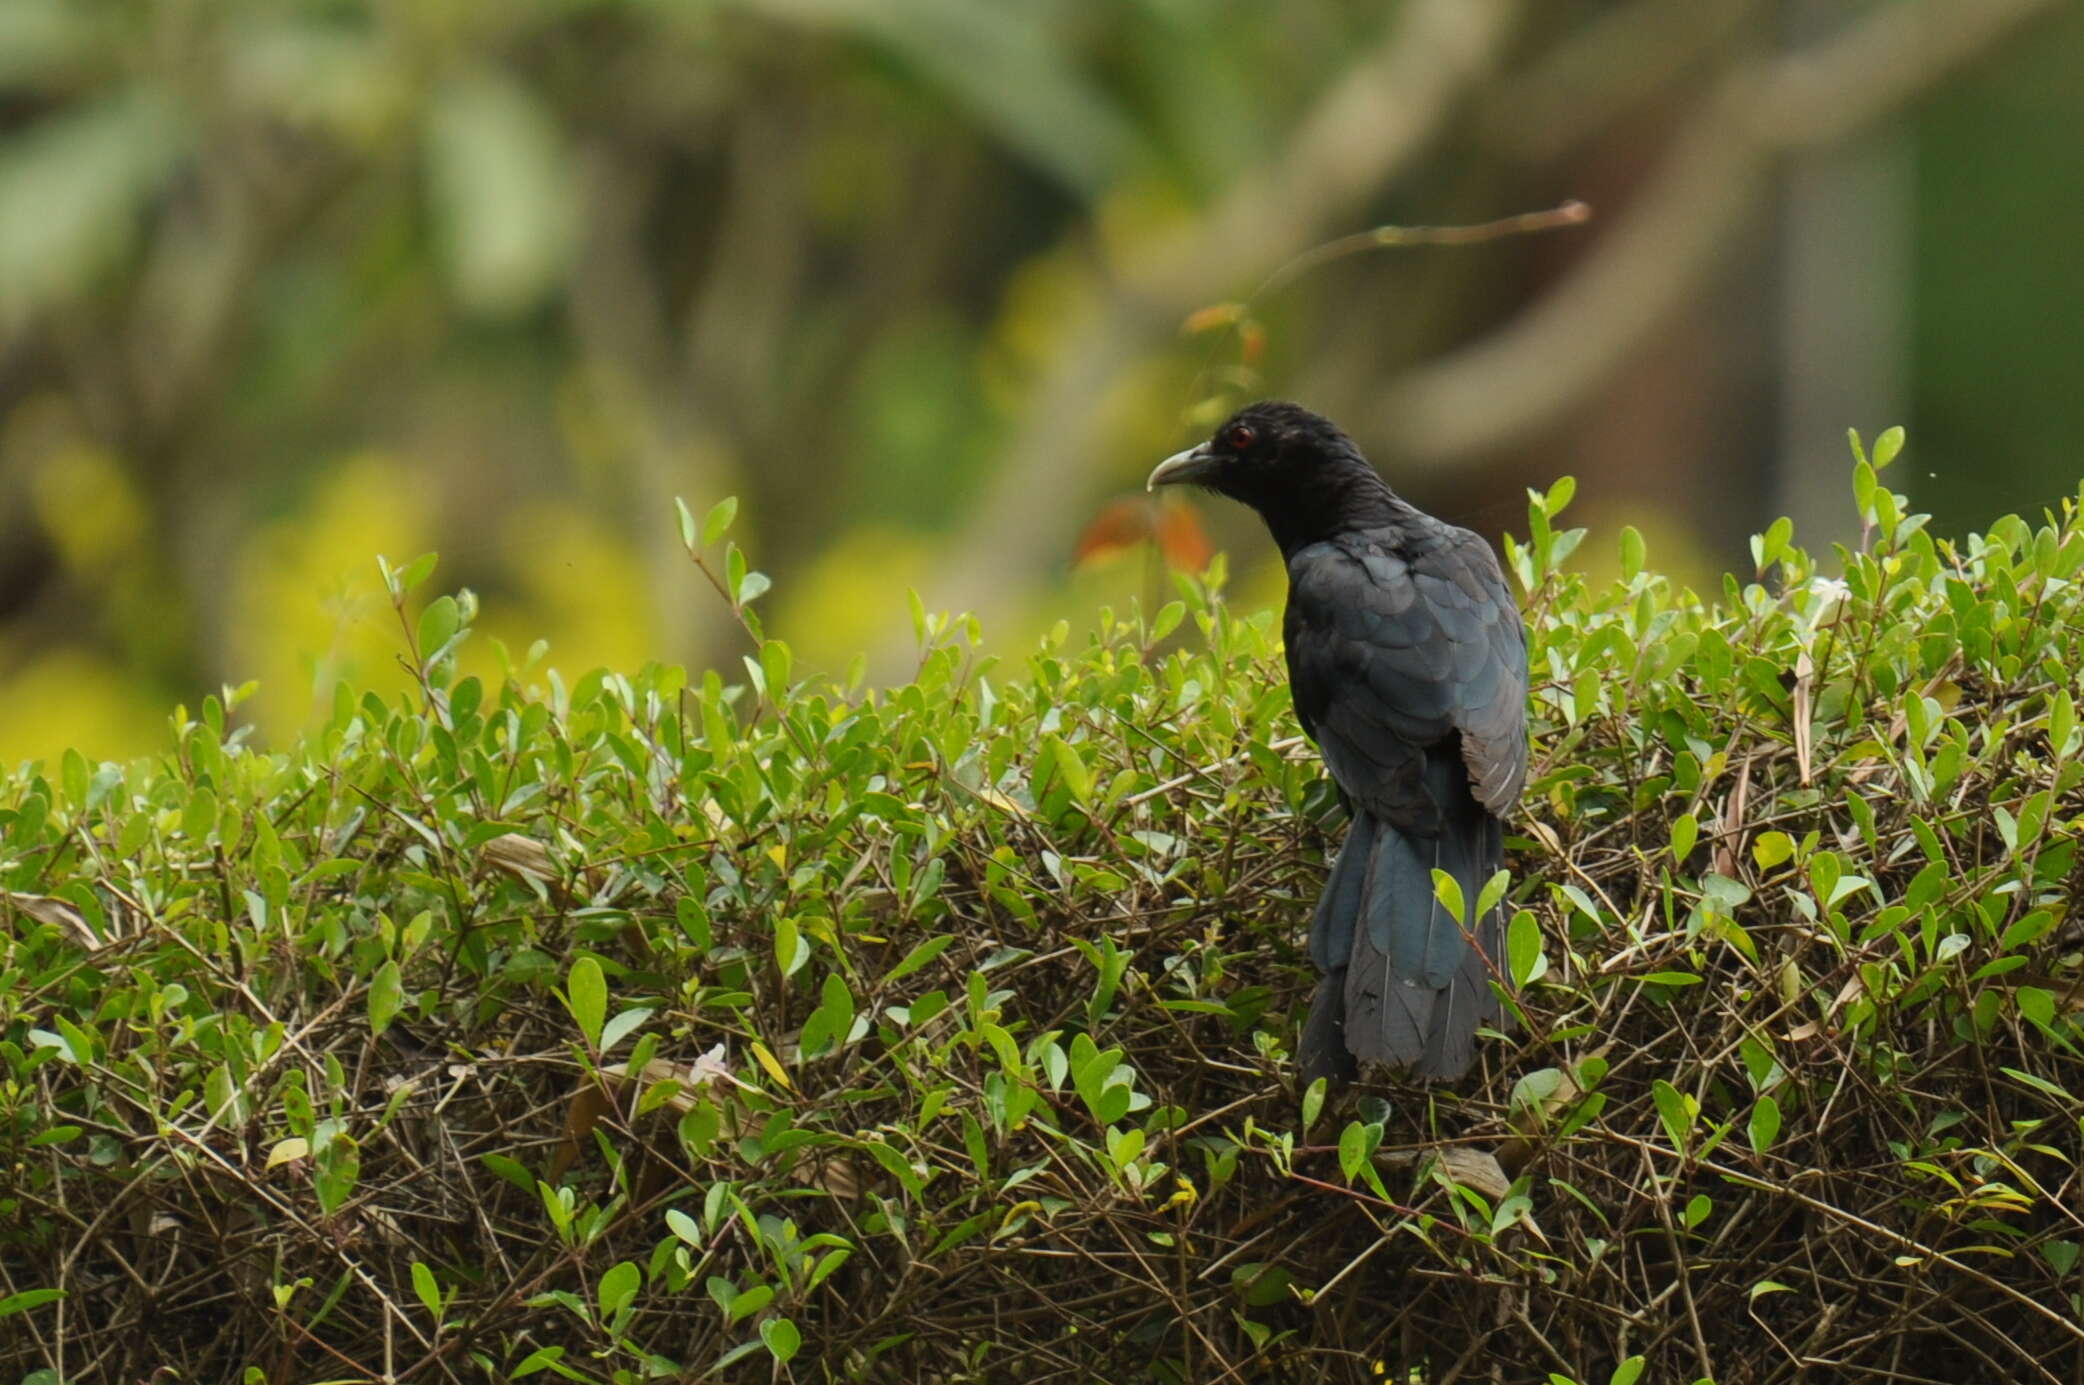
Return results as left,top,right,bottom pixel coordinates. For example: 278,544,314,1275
1148,402,1528,1081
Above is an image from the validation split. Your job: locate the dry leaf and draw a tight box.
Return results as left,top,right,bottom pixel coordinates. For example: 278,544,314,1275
481,832,558,885
813,1155,862,1201
1434,1146,1511,1200
1522,819,1565,857
550,1079,614,1182
597,1048,755,1117
1715,757,1752,878
967,783,1031,819
1793,649,1815,786
1823,971,1866,1026
4,891,99,948
482,832,609,904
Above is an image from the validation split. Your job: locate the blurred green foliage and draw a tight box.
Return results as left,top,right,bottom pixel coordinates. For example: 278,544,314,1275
0,0,1387,761
0,0,2077,766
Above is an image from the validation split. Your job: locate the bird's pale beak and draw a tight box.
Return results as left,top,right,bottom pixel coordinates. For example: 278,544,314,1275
1146,444,1216,492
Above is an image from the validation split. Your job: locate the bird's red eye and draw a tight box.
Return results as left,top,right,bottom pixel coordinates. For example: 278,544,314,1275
1224,423,1256,452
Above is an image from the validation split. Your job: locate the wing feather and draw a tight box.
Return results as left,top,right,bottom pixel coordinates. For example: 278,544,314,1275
1285,524,1527,825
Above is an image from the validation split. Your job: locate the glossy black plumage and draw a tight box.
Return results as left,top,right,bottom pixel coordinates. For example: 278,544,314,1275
1147,402,1528,1080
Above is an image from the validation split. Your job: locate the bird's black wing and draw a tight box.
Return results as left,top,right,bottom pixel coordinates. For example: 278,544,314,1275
1283,523,1527,828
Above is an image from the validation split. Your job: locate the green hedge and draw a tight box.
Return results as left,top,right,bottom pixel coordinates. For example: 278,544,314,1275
5,436,2084,1383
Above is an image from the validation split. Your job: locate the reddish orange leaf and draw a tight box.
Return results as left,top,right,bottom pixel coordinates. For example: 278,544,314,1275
1155,497,1214,573
1180,302,1245,336
1073,497,1153,569
1238,321,1266,367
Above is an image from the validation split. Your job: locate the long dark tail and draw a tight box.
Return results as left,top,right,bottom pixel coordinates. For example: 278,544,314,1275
1297,779,1506,1083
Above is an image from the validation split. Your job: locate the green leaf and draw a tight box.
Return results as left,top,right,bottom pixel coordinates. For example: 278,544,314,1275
398,552,439,594
1872,425,1905,470
566,956,607,1049
1651,1079,1696,1152
1809,851,1842,912
1507,909,1544,988
181,785,217,842
1430,870,1467,929
1610,1357,1646,1385
1751,831,1796,870
411,1261,441,1321
760,1316,801,1364
481,1153,535,1194
1301,1077,1327,1135
1045,735,1093,806
368,960,403,1037
53,1015,94,1066
0,1288,64,1319
417,596,460,662
599,1007,652,1054
1619,525,1646,580
774,915,810,978
807,1246,852,1293
1105,1125,1145,1170
2050,689,2077,755
2001,1066,2072,1104
885,934,953,984
597,1260,641,1320
800,971,857,1059
703,496,738,547
1232,1261,1295,1308
728,1284,774,1323
1338,1121,1366,1184
512,1346,565,1377
666,1208,703,1247
1670,812,1697,864
674,497,697,550
726,542,748,600
761,639,793,697
1474,868,1510,921
314,1134,361,1216
1749,1095,1781,1155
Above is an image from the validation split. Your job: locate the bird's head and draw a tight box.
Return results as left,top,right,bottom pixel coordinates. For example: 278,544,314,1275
1147,402,1393,551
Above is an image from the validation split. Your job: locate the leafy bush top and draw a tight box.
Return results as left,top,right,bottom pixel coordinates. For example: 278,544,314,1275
5,435,2084,1384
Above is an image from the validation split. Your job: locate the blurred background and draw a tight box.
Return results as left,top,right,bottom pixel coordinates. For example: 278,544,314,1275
0,0,2077,764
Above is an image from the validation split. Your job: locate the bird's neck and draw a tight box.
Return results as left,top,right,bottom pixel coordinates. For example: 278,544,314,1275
1261,466,1407,560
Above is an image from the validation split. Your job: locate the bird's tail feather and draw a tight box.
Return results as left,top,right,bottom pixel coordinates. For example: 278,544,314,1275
1297,969,1357,1086
1304,779,1506,1080
1307,809,1374,972
1298,816,1373,1084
